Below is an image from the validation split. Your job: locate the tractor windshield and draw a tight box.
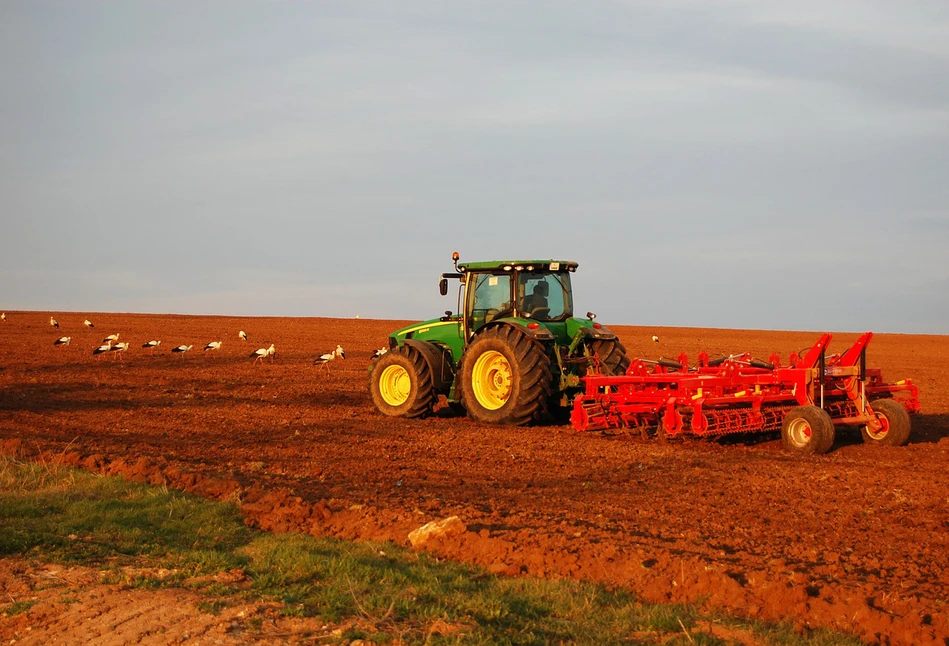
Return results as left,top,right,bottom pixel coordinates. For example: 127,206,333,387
517,271,572,321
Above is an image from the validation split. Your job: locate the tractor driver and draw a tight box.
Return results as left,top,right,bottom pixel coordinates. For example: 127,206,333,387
521,281,550,319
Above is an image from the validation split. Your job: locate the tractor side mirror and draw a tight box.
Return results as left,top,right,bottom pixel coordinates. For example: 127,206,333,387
439,278,449,296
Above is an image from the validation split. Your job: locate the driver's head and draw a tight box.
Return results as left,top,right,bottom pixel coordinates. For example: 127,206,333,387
533,282,549,296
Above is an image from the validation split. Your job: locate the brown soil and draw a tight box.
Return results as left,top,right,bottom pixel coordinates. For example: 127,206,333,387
0,558,359,645
1,312,948,645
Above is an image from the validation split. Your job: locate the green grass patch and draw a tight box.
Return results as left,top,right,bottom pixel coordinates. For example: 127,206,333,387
1,600,36,617
0,456,862,645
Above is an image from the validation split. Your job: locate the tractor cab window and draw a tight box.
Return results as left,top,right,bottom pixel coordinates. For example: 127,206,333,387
468,273,513,332
517,271,571,321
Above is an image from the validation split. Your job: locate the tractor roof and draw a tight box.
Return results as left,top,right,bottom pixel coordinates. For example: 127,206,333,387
457,259,578,272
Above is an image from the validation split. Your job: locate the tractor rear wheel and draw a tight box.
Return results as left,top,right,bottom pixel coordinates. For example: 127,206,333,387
369,345,436,418
586,338,631,376
861,399,911,446
460,326,552,425
781,406,835,454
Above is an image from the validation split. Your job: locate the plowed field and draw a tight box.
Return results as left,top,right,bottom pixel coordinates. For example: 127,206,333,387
2,312,947,644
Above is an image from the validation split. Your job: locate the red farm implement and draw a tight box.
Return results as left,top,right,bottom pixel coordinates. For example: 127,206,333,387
571,332,920,454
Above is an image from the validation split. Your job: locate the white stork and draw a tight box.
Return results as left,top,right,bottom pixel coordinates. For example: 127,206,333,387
651,335,660,344
172,344,193,354
50,317,59,328
204,340,223,354
110,341,129,360
239,330,247,341
92,340,113,357
54,336,71,347
84,319,94,328
103,333,120,344
371,347,388,360
1,312,6,322
251,343,275,365
314,345,345,370
142,340,161,351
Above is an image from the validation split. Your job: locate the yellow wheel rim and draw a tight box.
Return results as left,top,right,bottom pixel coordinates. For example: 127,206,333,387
471,350,513,410
379,364,411,406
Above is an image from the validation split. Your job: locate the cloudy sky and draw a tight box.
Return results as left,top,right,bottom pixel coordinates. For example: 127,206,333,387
1,1,947,333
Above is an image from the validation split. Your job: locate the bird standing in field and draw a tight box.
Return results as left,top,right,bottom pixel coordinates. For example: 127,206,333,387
1,313,6,322
239,330,247,341
172,344,193,354
251,343,275,365
314,345,345,370
110,341,129,360
92,340,113,358
371,347,388,360
54,336,71,347
204,340,223,354
142,340,161,352
651,335,660,344
103,333,120,344
84,319,94,328
50,317,58,328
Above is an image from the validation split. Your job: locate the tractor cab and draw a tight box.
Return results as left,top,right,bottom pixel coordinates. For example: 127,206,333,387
452,258,577,338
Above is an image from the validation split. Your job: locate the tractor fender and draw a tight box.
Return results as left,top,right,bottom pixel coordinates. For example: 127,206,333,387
481,319,555,343
402,339,455,392
577,326,618,342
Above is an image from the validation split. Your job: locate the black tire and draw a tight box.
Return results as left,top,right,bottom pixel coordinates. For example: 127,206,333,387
861,399,911,446
781,406,835,454
369,345,435,418
459,325,552,425
586,338,631,376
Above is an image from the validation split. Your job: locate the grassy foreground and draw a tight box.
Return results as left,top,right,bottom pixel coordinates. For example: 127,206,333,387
0,457,860,645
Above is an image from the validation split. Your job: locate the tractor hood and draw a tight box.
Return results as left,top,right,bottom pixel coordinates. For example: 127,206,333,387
389,316,461,343
387,315,466,362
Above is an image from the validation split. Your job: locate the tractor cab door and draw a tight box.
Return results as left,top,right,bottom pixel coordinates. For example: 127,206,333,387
516,271,572,321
465,272,513,339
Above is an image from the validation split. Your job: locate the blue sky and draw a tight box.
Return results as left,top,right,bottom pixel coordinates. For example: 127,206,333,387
1,1,947,333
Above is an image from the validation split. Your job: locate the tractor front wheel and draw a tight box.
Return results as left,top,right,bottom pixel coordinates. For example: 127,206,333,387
369,346,436,418
460,326,552,425
781,406,835,454
861,399,911,446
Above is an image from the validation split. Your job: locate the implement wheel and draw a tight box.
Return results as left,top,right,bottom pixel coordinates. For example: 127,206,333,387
460,326,552,425
781,406,835,454
369,345,435,418
861,399,911,447
586,338,631,376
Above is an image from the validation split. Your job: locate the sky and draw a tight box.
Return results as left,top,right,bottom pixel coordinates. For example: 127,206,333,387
1,1,947,333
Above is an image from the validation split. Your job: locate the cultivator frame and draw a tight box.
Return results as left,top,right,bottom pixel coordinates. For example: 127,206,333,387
572,332,919,453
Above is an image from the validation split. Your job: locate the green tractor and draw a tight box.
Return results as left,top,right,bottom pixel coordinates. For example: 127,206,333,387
369,252,630,425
